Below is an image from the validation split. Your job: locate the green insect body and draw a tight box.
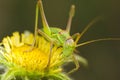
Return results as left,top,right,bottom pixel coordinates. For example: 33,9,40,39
50,28,75,57
37,0,77,58
34,0,120,74
34,0,81,74
39,26,75,57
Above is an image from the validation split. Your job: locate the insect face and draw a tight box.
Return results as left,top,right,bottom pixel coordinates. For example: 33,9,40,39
65,38,74,46
57,30,72,44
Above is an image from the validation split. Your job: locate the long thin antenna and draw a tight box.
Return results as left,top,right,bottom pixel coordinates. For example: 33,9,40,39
76,38,120,47
66,5,75,33
76,16,102,41
38,0,51,36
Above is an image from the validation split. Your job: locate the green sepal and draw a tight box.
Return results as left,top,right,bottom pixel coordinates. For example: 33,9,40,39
24,76,30,80
48,73,72,80
1,68,20,80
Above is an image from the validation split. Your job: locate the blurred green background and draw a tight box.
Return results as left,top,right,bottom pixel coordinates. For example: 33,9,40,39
0,0,120,80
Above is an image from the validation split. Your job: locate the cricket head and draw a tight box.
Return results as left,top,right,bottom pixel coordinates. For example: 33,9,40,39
58,30,76,57
57,30,75,47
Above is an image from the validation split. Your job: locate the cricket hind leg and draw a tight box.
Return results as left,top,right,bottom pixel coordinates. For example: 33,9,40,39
66,5,75,33
38,0,51,36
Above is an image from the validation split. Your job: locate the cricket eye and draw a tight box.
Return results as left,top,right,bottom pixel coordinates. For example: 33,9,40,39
65,38,74,45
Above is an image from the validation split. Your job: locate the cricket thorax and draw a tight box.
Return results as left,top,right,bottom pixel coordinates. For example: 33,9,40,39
50,27,74,46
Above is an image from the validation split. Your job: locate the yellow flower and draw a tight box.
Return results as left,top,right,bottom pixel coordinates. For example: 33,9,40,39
0,31,71,80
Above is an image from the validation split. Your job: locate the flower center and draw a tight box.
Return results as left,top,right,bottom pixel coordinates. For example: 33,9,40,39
10,45,49,72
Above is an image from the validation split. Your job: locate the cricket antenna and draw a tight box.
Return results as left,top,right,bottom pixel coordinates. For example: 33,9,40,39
79,16,102,40
76,38,120,47
66,5,75,33
38,0,51,36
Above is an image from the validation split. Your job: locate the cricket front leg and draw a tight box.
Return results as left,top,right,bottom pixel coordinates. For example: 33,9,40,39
38,29,54,68
46,42,54,68
67,54,80,74
72,33,81,44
